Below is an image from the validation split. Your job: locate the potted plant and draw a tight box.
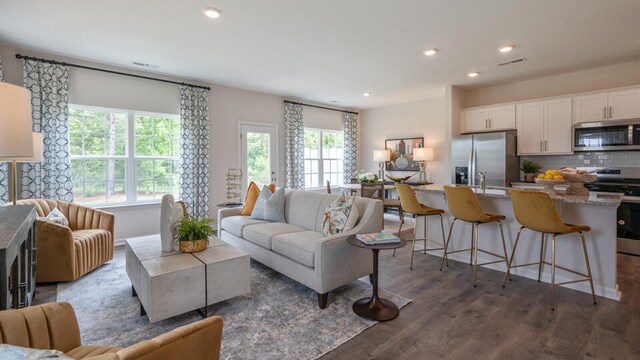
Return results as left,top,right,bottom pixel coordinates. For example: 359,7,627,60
521,160,543,182
356,171,379,183
174,216,214,253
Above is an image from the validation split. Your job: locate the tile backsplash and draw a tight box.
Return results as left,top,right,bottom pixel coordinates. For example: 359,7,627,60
521,151,640,171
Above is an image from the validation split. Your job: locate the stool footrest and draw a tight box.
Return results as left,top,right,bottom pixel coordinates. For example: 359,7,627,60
444,248,473,255
509,262,540,269
477,248,506,259
477,259,507,266
541,261,589,278
555,278,592,286
412,247,444,253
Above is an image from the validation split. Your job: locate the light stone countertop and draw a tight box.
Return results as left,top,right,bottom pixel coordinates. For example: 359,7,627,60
412,184,623,207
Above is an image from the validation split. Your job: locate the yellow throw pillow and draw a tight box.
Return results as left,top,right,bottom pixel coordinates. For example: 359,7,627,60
239,182,276,216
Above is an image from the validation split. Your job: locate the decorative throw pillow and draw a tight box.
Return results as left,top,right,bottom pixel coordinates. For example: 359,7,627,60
322,194,358,236
240,182,276,216
250,185,275,220
0,344,73,359
37,207,69,227
263,187,286,223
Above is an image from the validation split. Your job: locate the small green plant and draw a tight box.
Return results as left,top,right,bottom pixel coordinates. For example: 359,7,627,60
521,160,543,174
175,216,214,242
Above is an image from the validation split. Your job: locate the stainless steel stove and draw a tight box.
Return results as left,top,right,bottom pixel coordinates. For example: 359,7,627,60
585,167,640,255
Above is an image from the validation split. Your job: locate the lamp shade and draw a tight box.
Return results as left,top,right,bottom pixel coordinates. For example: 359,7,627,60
0,83,33,159
373,149,390,162
12,133,43,162
413,147,434,161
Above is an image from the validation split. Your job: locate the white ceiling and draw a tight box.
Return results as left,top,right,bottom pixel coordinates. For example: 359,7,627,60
1,0,640,109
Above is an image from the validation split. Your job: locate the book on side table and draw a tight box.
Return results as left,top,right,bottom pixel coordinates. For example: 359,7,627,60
356,232,401,245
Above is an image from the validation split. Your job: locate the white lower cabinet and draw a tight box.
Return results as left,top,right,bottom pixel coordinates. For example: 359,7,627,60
516,97,572,155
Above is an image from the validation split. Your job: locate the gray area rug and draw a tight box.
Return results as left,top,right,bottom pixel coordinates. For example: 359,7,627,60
57,250,411,360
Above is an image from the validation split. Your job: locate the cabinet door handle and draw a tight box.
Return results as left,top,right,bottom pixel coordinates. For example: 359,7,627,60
540,141,543,152
609,106,612,119
603,106,607,119
485,119,488,129
489,118,491,128
545,141,548,151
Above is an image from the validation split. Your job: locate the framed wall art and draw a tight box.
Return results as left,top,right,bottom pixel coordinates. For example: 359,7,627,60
384,137,424,171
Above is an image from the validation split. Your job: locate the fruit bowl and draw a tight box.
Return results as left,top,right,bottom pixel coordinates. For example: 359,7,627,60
534,178,567,193
559,173,596,195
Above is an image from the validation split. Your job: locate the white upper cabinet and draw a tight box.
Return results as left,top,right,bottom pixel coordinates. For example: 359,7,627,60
544,98,573,154
573,87,640,123
573,93,608,124
488,105,516,131
461,105,515,133
516,97,572,155
516,102,544,154
461,108,489,133
608,88,640,120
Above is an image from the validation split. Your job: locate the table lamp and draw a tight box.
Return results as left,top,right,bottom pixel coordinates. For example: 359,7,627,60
0,83,35,205
373,149,390,180
413,147,434,183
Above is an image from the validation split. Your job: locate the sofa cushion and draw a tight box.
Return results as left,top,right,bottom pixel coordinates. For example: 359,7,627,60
263,187,286,223
285,191,336,231
220,216,269,238
321,195,358,236
250,185,275,220
272,231,325,268
242,223,306,250
240,182,276,216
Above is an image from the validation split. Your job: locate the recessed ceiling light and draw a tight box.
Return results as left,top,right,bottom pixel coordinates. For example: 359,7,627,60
363,92,371,97
423,49,437,56
204,7,222,18
499,45,514,53
467,72,479,78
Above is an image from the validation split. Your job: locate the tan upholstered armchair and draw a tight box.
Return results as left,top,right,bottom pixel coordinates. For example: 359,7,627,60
0,302,223,360
15,199,115,282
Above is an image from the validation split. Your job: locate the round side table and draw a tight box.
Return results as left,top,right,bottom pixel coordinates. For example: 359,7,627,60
346,235,407,321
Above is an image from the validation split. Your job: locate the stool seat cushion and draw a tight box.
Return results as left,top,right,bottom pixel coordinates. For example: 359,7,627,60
481,213,506,223
413,205,445,216
563,223,591,234
383,198,401,207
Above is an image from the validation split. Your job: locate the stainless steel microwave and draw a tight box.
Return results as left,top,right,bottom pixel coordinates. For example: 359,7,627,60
573,119,640,151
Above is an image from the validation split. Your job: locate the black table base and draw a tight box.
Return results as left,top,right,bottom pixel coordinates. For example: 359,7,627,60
353,248,399,322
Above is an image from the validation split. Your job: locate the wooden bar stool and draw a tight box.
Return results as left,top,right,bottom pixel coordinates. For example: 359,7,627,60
393,184,447,270
441,186,510,287
504,189,597,310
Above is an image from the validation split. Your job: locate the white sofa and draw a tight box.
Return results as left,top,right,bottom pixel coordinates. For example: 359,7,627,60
218,190,383,308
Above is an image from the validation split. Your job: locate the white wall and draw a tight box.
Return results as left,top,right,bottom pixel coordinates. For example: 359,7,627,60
359,94,449,184
463,60,640,108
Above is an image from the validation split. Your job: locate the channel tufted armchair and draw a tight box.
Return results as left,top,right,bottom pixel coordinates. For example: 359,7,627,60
15,199,115,283
0,302,224,359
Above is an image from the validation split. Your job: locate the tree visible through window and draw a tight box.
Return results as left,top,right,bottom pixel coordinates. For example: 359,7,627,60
69,105,180,205
304,128,344,189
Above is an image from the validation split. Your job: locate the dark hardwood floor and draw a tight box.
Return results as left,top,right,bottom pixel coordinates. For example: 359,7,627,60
320,218,640,360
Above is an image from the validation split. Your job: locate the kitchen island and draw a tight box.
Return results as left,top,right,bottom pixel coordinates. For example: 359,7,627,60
410,184,623,300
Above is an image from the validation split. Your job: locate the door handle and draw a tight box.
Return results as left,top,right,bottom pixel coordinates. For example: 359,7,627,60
489,118,491,128
603,106,607,119
485,119,488,129
545,141,548,151
609,106,612,119
540,141,543,152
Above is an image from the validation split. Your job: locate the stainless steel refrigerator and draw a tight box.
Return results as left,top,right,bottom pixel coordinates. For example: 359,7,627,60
451,131,518,187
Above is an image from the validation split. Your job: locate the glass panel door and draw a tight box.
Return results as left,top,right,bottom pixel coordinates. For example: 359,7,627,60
240,124,277,194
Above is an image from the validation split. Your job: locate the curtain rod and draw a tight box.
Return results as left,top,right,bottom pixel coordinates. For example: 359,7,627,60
15,53,211,91
284,100,358,115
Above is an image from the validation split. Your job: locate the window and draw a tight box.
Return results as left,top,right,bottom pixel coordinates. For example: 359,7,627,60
69,105,180,205
303,128,344,189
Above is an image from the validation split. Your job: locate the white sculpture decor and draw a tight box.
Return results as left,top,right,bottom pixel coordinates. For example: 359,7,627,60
160,194,187,252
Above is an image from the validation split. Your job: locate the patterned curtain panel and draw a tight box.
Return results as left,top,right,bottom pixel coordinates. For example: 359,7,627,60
21,59,73,201
343,112,358,185
0,50,8,204
284,102,305,189
179,86,210,219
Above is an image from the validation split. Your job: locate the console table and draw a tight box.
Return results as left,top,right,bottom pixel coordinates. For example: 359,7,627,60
0,205,36,310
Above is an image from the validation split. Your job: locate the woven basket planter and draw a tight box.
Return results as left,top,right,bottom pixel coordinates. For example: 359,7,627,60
179,239,208,253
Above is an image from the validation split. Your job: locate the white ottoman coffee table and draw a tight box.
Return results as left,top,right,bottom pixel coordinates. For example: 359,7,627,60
126,235,250,323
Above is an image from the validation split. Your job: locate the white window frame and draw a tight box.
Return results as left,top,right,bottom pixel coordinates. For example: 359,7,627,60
69,104,180,206
303,127,344,190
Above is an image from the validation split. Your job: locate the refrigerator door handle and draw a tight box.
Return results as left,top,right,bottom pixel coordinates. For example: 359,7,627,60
468,146,474,186
472,147,478,186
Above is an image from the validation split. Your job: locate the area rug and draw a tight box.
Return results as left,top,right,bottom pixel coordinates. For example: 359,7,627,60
57,250,411,360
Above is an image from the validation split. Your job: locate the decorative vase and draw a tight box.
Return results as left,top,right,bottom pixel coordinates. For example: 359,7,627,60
160,194,187,252
179,239,208,253
523,173,537,182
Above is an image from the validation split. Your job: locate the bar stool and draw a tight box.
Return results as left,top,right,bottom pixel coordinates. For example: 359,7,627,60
504,189,597,310
441,186,510,287
393,184,447,270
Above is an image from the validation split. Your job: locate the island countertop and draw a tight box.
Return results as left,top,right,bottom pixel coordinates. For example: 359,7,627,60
412,184,623,207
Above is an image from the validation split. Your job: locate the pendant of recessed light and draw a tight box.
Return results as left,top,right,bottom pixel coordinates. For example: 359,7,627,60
204,7,222,18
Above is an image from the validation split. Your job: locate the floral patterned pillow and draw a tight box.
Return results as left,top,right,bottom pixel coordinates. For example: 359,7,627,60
36,207,69,227
322,194,359,237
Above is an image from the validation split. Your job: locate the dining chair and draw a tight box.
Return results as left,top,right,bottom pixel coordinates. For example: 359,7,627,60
359,182,403,231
